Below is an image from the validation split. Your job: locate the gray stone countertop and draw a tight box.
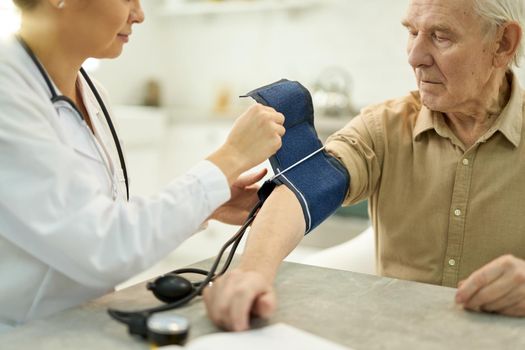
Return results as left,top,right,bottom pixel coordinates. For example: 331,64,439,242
1,259,524,349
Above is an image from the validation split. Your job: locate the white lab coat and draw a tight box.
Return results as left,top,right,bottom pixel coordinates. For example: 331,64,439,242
0,36,230,331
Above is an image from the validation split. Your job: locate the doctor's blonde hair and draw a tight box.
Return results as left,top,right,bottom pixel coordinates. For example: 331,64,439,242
474,0,525,67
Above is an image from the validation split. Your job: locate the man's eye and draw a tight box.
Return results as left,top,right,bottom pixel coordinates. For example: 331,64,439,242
432,33,449,42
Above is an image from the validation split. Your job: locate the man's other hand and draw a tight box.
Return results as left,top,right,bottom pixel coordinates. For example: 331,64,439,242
455,254,525,317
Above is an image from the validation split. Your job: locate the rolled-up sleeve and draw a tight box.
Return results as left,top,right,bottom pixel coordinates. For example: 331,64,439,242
325,109,383,206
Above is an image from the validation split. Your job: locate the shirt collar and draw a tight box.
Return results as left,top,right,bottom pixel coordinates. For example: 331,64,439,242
413,71,523,148
493,71,523,148
413,92,435,141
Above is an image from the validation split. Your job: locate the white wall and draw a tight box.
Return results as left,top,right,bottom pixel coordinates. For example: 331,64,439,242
94,0,416,113
94,0,525,114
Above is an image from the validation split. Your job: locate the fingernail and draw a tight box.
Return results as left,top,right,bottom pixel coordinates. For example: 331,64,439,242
234,323,247,332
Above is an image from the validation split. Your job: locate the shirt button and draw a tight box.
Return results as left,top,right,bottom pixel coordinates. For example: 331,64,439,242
454,209,462,216
448,259,456,266
462,159,469,166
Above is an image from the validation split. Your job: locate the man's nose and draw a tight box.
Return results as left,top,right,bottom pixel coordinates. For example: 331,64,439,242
407,35,434,69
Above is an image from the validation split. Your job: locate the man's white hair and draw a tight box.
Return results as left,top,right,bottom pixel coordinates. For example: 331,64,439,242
473,0,525,67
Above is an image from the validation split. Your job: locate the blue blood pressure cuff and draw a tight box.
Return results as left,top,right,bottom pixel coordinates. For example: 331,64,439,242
243,79,350,233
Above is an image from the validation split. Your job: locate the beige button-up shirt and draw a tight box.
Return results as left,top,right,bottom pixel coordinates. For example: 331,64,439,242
326,72,525,287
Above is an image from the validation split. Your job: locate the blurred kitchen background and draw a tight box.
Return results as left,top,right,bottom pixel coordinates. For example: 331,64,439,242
3,0,525,288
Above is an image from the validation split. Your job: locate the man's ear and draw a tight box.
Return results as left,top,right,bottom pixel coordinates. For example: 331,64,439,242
493,21,522,68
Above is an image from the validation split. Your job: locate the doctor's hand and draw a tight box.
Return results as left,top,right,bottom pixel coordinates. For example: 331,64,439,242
207,104,285,186
203,269,277,331
455,254,525,317
209,168,267,225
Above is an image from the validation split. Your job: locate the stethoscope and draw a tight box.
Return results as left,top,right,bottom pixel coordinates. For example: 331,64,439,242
16,35,130,201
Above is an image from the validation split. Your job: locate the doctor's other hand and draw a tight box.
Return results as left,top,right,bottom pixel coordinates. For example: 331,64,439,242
203,269,276,331
209,168,267,225
455,254,525,317
207,104,285,186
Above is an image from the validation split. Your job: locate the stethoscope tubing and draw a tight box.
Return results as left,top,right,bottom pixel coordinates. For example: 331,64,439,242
107,199,263,328
16,35,130,201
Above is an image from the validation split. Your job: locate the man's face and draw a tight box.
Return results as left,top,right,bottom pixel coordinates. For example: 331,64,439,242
403,0,497,113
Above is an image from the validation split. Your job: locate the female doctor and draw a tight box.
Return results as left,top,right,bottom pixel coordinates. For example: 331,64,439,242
0,0,285,331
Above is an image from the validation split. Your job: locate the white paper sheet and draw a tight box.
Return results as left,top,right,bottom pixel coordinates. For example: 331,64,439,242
160,323,351,350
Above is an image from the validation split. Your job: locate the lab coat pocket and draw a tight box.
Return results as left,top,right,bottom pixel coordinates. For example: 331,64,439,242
69,129,114,193
57,104,113,194
70,130,105,165
59,109,104,165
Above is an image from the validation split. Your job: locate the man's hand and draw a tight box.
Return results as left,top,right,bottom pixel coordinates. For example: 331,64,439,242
204,186,305,331
455,254,525,316
209,169,267,225
203,269,276,331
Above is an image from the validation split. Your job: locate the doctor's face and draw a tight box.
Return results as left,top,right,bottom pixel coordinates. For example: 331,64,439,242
65,0,145,59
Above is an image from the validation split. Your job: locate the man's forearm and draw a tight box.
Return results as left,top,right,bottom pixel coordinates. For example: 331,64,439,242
238,185,305,282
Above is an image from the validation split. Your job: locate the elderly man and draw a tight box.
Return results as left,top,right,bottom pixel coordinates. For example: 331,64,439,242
203,0,525,331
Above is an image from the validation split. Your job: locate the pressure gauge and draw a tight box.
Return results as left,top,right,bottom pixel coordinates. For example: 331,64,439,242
147,313,190,346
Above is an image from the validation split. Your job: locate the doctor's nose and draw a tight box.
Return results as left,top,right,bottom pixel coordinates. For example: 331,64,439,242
130,0,145,24
407,34,433,69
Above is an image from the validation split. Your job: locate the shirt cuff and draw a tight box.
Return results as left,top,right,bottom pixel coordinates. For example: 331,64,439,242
186,160,231,212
